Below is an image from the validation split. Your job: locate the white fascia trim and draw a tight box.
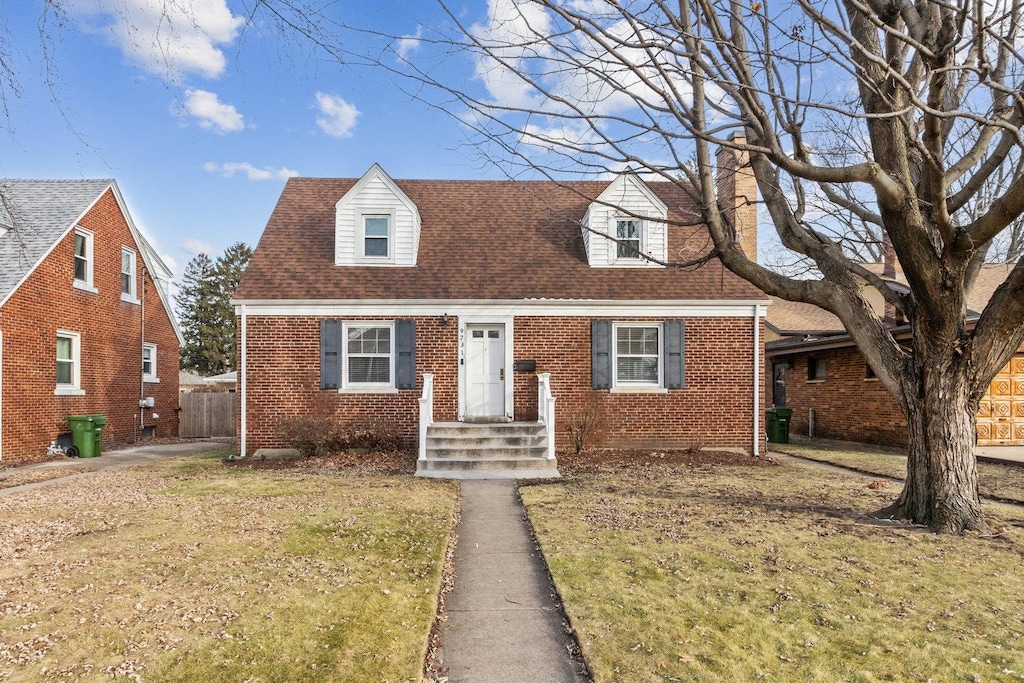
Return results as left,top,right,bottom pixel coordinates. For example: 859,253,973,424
107,181,185,346
233,298,772,318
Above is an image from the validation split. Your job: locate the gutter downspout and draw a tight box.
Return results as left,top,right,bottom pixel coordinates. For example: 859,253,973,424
753,304,761,457
239,304,247,458
139,267,146,437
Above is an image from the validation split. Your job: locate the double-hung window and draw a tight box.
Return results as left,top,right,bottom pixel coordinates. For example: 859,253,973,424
344,323,394,387
56,330,84,395
363,215,390,258
615,219,641,259
73,228,96,292
614,324,661,387
121,247,138,302
142,343,158,382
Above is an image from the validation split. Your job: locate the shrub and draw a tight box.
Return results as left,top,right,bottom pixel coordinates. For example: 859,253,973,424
276,416,403,457
564,399,605,456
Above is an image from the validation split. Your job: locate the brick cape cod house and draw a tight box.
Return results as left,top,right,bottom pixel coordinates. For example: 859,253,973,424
0,180,183,463
233,146,768,477
765,263,1024,448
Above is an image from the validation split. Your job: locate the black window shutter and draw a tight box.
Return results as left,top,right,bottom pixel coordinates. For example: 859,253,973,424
395,319,416,389
665,320,686,389
592,320,612,389
320,319,341,390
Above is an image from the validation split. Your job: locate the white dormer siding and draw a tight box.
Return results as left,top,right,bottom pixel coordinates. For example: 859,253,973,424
583,173,668,268
335,164,421,267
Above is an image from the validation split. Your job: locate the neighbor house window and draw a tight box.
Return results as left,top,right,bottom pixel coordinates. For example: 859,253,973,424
865,362,876,380
808,357,826,381
73,228,96,291
614,324,661,386
121,247,138,301
56,331,83,395
363,215,390,258
344,323,393,387
615,219,641,259
142,343,158,382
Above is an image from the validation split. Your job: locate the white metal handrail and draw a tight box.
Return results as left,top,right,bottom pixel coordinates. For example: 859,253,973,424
537,372,556,460
418,373,434,461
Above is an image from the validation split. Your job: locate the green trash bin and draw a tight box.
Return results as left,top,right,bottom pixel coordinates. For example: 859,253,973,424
771,407,792,444
67,414,107,458
766,408,780,443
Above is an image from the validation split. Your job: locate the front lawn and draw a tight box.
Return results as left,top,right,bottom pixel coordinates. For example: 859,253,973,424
521,456,1024,682
0,449,456,682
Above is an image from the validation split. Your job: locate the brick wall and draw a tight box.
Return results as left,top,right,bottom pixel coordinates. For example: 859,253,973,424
240,314,764,455
0,189,180,463
768,346,907,447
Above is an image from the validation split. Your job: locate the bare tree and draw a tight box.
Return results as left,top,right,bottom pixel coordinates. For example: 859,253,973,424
363,0,1024,533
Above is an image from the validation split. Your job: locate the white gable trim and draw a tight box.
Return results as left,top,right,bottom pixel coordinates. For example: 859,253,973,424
107,182,185,346
596,172,668,216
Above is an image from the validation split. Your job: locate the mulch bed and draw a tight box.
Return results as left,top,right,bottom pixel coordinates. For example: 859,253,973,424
221,448,774,477
223,449,419,475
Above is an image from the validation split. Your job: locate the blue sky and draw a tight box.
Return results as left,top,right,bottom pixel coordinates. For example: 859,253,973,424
0,1,495,281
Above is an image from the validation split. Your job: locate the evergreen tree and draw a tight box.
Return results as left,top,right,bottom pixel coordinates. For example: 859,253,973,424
176,242,252,375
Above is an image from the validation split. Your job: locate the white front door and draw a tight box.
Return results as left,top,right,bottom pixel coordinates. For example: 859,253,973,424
466,325,505,418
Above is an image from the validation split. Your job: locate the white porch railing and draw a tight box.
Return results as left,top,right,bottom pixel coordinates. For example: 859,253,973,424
537,372,556,460
418,373,434,462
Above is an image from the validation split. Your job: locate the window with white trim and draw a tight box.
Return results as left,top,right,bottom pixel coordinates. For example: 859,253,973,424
142,343,158,382
121,247,138,301
343,323,394,387
362,215,390,259
614,324,661,386
73,228,95,290
56,331,83,395
615,219,641,259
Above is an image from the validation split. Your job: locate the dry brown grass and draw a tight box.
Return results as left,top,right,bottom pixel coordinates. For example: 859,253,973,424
521,458,1024,682
0,448,456,682
775,441,1024,504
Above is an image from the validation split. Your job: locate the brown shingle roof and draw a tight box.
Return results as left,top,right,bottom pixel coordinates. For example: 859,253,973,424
765,297,845,335
235,177,765,302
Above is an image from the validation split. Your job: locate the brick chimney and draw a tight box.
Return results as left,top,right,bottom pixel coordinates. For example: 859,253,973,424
716,132,758,262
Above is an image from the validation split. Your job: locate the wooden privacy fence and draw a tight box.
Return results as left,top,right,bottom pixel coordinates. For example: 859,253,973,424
179,392,236,438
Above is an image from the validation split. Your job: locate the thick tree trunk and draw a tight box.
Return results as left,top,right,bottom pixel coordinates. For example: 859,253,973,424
879,363,988,533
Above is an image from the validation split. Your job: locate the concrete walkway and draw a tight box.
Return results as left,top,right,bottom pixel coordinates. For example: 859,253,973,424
0,441,228,495
434,479,586,683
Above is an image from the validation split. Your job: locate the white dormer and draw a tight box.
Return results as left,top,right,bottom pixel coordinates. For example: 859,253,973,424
335,164,421,267
582,172,668,267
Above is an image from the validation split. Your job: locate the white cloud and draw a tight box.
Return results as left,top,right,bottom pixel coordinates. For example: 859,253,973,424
202,162,299,181
398,26,424,60
314,92,361,139
181,237,216,256
183,89,244,133
66,0,244,81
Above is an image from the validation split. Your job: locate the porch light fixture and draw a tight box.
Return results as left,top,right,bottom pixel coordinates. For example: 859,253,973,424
442,313,449,326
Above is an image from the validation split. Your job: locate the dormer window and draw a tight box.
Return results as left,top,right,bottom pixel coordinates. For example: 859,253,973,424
363,215,390,258
616,219,641,259
335,164,421,267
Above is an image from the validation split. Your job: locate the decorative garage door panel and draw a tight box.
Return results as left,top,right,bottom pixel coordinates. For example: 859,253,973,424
977,354,1024,446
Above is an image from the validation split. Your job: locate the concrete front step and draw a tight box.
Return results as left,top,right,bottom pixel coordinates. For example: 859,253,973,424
417,421,560,479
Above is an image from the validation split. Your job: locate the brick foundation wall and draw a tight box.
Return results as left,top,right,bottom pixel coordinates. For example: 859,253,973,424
240,314,764,456
0,189,180,463
768,346,908,447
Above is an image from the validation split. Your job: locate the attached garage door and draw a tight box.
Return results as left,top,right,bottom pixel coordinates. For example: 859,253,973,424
977,354,1024,446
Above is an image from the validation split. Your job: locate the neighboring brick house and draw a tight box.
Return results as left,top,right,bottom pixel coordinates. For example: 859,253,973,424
234,152,768,476
766,263,1024,447
0,179,183,463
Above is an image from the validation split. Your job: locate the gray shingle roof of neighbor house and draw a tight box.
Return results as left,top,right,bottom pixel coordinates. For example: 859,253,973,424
0,179,115,302
235,177,767,302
